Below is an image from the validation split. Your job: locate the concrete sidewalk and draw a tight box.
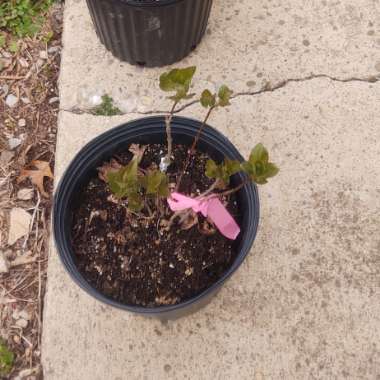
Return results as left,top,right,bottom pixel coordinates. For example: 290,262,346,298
42,0,380,379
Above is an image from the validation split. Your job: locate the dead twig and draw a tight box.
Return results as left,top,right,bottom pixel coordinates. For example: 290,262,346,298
0,75,26,80
22,190,41,250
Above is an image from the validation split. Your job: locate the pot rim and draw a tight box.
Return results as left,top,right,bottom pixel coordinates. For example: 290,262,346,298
113,0,188,8
53,116,260,315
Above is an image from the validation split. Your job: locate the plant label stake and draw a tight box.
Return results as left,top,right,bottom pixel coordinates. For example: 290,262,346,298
167,192,241,240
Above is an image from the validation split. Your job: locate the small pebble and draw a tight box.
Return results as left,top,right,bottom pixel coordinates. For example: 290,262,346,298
48,46,60,54
17,188,34,201
21,97,31,104
48,97,59,104
8,137,22,150
89,94,102,107
0,150,14,165
39,50,48,60
0,83,9,96
16,318,28,328
18,310,31,320
18,118,26,127
0,252,9,273
36,58,44,68
5,94,18,108
12,310,20,320
141,96,153,106
17,368,36,378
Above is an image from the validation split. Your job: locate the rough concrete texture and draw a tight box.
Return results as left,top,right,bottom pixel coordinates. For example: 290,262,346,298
43,0,380,379
60,0,380,112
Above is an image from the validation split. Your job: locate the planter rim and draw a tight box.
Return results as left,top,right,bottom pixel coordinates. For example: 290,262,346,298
53,116,260,315
116,0,187,7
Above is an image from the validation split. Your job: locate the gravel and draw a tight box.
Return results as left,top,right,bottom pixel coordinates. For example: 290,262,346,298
5,94,18,108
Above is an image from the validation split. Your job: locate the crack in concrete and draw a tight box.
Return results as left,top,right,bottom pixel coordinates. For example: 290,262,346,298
234,73,379,96
60,73,380,117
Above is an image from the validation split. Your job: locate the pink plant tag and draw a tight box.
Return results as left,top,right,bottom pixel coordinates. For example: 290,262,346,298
167,192,240,240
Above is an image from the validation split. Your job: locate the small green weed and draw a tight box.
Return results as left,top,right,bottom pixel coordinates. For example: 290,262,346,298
93,95,122,116
0,339,14,377
9,39,19,53
0,0,53,37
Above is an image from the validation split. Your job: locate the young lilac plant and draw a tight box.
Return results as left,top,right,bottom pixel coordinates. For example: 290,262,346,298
99,67,279,234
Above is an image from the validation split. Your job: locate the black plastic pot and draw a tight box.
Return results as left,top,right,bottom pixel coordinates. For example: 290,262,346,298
86,0,213,67
53,116,260,319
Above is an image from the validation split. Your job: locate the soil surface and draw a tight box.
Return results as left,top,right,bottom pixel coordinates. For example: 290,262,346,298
71,144,241,307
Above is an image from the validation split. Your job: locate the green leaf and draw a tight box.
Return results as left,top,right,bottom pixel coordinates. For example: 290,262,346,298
224,159,241,177
205,158,241,185
127,192,144,212
157,180,170,198
205,159,220,179
242,144,279,185
0,339,14,376
159,66,196,101
217,85,233,107
249,143,268,165
241,161,255,178
106,159,139,198
9,39,19,53
43,30,53,43
93,95,121,116
106,159,145,211
141,170,169,197
220,159,240,184
200,89,216,108
0,0,52,37
264,162,279,178
106,171,127,198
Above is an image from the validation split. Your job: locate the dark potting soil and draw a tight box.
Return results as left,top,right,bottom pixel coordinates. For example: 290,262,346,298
71,144,240,307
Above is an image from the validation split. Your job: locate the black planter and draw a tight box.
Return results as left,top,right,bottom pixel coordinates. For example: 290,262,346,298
53,116,260,319
86,0,213,67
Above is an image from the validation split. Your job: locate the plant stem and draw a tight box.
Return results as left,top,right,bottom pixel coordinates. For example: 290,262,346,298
195,178,249,203
189,106,215,155
210,178,251,198
165,101,178,166
156,196,165,216
196,179,221,199
175,105,216,191
145,200,153,217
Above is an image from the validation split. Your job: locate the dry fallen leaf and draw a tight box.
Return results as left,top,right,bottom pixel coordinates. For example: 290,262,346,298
97,159,121,182
179,210,198,230
198,219,217,236
17,160,53,197
129,144,146,162
8,207,32,246
17,187,34,200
